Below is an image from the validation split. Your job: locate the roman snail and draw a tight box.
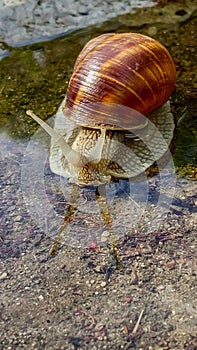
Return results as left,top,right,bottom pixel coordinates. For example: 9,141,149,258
27,32,176,186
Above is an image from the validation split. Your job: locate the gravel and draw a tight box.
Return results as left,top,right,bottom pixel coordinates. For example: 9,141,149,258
0,126,197,349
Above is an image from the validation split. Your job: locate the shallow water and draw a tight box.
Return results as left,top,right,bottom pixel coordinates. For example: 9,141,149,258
0,2,197,259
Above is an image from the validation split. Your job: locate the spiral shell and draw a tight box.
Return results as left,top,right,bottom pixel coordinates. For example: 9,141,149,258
62,32,176,130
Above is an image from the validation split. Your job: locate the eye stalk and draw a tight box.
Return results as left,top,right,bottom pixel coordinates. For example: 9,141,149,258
26,110,107,168
26,110,83,167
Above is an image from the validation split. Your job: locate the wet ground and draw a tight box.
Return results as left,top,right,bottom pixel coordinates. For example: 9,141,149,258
0,0,197,349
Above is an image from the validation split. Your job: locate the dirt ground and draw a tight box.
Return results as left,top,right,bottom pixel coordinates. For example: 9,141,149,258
1,173,197,349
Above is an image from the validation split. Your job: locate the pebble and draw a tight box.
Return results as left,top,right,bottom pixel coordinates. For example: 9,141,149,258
94,265,102,273
166,261,176,269
100,281,107,287
100,230,109,242
0,272,8,280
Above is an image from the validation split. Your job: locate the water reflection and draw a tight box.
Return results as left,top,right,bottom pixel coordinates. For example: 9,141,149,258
0,114,178,260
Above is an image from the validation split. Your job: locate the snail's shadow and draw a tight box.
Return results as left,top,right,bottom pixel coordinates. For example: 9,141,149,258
94,176,197,215
45,164,197,217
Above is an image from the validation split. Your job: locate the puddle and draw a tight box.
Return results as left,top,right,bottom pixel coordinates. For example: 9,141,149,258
0,1,197,260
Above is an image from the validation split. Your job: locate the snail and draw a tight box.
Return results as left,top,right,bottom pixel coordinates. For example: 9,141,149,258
27,32,176,186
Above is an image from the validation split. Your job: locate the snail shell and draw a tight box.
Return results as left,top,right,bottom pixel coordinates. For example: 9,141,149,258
62,32,176,131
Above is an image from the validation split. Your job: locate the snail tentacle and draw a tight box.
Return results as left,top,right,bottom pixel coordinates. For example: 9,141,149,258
26,110,83,167
86,127,106,164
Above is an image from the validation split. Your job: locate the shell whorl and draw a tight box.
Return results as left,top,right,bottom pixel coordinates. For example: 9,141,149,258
63,32,176,130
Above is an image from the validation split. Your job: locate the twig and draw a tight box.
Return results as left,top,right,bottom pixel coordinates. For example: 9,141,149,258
132,309,144,334
79,308,96,330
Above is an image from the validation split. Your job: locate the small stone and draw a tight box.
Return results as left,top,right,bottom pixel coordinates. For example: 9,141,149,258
95,322,105,331
175,9,187,16
100,231,109,242
157,285,165,291
166,261,176,269
177,258,186,266
59,263,66,269
94,265,102,273
100,281,107,287
122,296,133,303
87,241,99,252
78,6,89,15
0,272,8,280
86,280,91,287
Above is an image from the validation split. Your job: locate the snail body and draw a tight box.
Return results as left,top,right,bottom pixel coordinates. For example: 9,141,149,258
27,32,176,186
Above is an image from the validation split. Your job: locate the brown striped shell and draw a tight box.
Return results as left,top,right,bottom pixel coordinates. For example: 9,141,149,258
62,32,176,130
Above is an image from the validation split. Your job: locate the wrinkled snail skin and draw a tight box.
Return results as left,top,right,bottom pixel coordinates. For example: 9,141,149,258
50,99,175,185
27,32,176,186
